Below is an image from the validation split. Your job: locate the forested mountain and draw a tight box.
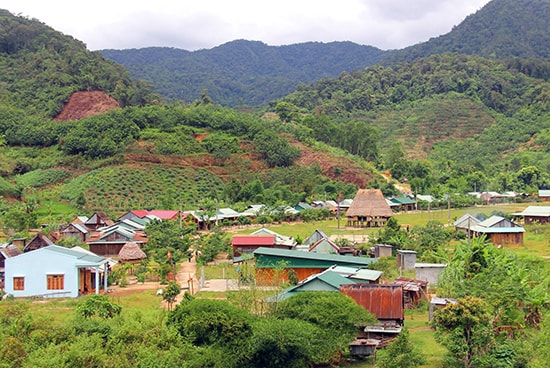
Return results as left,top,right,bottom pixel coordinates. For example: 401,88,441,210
101,0,549,108
0,9,157,118
384,0,550,64
101,41,386,107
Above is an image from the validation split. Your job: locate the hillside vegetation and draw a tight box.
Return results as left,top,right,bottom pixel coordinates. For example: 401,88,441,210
280,53,550,193
101,40,386,107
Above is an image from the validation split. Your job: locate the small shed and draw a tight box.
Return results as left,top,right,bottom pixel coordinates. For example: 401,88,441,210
118,242,147,264
538,190,550,202
396,250,417,270
349,339,379,356
390,277,428,308
340,284,404,325
375,244,393,258
415,263,447,286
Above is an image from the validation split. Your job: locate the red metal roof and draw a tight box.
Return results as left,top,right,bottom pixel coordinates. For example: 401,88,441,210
340,284,404,321
232,235,276,246
148,210,180,220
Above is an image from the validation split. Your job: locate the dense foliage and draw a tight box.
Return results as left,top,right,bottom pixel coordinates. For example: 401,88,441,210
101,40,386,107
433,236,550,367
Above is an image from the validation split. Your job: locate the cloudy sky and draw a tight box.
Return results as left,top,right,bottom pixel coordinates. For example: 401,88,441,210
4,0,492,51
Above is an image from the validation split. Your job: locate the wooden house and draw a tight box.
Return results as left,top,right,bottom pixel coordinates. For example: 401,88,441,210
470,215,525,246
303,229,329,247
538,190,550,202
340,284,404,325
60,223,89,242
513,206,550,225
87,227,147,257
390,277,428,308
346,189,393,227
84,211,114,231
250,228,296,247
253,247,375,285
309,238,340,255
4,245,109,298
23,232,55,253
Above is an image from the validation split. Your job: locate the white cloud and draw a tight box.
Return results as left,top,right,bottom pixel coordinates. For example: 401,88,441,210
3,0,491,50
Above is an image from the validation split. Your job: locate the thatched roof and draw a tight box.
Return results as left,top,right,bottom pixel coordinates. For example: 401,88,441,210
346,189,393,218
118,242,147,261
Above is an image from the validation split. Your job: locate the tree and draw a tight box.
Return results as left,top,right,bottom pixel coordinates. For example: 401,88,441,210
274,101,299,123
162,280,181,310
76,294,122,319
432,296,495,368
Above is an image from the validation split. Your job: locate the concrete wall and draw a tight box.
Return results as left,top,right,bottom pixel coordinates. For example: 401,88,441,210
5,248,78,298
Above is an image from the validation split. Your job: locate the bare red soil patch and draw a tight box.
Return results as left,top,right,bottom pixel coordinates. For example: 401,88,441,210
54,91,120,121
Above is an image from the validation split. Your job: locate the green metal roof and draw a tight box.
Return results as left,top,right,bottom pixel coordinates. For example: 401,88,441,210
253,247,374,268
390,197,417,205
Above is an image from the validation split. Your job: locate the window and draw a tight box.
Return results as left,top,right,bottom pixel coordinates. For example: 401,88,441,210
13,277,25,290
47,274,64,290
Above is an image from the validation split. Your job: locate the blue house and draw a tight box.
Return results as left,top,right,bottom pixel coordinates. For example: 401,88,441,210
4,245,109,298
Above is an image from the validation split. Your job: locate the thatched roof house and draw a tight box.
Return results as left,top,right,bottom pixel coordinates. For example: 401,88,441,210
346,189,393,227
117,242,147,264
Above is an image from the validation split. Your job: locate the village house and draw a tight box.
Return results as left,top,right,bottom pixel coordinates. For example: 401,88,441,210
346,189,393,227
538,190,550,202
4,245,109,298
84,211,114,231
389,196,417,212
23,232,56,252
252,247,375,285
469,215,525,246
513,206,550,225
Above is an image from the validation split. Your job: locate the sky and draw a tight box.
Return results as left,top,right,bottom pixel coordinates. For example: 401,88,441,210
3,0,492,51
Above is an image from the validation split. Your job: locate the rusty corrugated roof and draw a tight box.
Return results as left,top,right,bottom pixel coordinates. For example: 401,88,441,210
340,284,404,321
